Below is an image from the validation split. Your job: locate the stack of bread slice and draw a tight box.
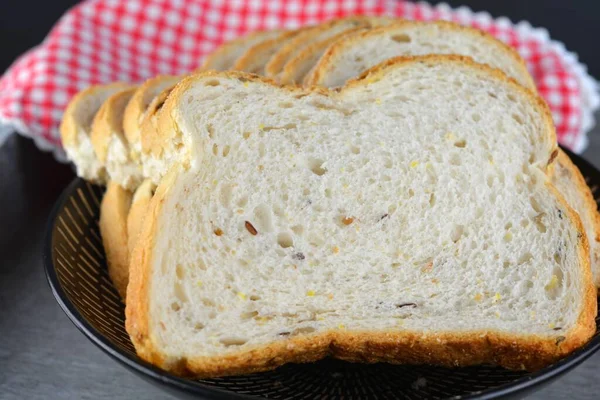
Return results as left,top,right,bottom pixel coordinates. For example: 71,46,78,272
60,17,598,377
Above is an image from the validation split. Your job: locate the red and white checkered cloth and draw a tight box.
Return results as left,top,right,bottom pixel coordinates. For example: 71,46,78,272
0,0,598,160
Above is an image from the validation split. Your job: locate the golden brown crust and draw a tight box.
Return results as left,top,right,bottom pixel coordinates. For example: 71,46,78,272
279,27,367,85
140,86,176,157
123,76,180,145
555,150,600,286
90,87,137,162
100,181,133,300
126,57,596,377
305,20,536,90
201,30,284,72
127,179,156,260
264,16,379,78
232,30,296,74
60,82,133,148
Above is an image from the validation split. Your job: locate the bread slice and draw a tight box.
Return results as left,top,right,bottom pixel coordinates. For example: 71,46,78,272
140,85,177,184
123,75,181,163
553,150,600,286
100,181,133,300
90,87,141,190
127,179,157,261
232,30,297,74
305,21,535,90
126,57,596,377
264,16,390,79
60,83,133,183
279,27,367,85
201,30,285,71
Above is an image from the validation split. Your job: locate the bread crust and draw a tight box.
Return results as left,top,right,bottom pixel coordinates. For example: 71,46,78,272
126,57,596,377
201,30,284,72
123,76,180,145
305,20,536,90
232,30,297,74
90,87,137,163
264,16,379,78
279,27,367,85
100,181,133,300
60,82,133,148
140,86,176,157
127,179,156,261
555,149,600,286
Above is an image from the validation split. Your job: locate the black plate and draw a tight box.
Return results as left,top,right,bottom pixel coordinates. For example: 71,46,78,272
44,148,600,400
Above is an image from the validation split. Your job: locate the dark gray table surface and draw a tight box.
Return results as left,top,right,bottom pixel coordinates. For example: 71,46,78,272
1,122,600,400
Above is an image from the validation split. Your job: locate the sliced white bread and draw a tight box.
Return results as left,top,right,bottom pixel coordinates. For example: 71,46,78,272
123,75,181,165
140,85,178,184
279,27,367,85
201,30,285,71
126,57,596,378
60,83,133,183
127,179,157,261
553,150,600,286
100,181,133,300
233,29,306,74
264,16,390,79
90,87,141,190
305,20,535,90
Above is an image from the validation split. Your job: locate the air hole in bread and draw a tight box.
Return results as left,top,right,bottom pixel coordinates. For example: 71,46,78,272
391,34,411,43
277,232,294,248
212,143,218,156
512,114,524,125
170,302,181,312
174,282,188,303
486,175,494,188
219,337,248,346
408,188,415,198
176,264,185,280
488,91,498,99
518,252,533,265
507,93,517,102
258,142,266,157
254,204,273,232
350,145,361,154
520,219,529,228
354,56,363,62
472,113,481,122
383,175,392,182
220,184,233,207
383,158,393,168
194,323,204,331
307,157,327,176
202,298,215,307
554,252,562,264
324,188,332,198
208,311,217,319
238,259,249,267
272,204,284,217
236,195,248,208
243,131,251,139
530,197,542,213
429,193,435,207
505,222,513,230
450,224,464,243
241,311,259,320
292,225,305,236
207,124,214,139
249,295,261,301
533,213,547,233
222,145,230,157
454,140,466,148
279,101,293,109
205,79,220,86
449,153,461,166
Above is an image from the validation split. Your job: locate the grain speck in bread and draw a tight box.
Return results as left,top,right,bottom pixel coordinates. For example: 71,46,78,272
125,57,596,378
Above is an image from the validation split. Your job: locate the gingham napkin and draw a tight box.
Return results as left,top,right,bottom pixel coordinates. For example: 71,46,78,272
0,0,597,161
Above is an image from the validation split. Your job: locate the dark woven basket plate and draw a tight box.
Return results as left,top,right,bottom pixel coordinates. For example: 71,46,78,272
44,148,600,400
